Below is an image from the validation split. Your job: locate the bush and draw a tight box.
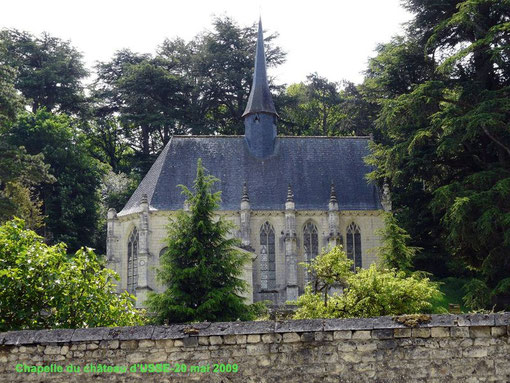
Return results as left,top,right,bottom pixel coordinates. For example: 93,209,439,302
293,246,442,319
0,218,143,330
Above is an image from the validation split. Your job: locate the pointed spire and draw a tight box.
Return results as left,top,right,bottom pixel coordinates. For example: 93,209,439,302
242,18,277,117
242,182,250,202
330,183,337,204
286,184,294,202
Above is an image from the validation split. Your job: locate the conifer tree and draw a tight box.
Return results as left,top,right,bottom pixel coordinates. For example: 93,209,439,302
376,212,422,273
147,159,253,323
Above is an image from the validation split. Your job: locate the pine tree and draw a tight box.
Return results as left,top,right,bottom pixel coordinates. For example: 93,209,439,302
146,159,253,323
376,212,422,273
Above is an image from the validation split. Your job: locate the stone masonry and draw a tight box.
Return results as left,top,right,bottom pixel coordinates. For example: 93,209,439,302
1,313,509,382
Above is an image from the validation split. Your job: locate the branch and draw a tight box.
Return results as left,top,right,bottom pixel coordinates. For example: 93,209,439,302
481,124,510,157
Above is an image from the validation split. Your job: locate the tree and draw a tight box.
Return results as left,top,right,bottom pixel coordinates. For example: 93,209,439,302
0,144,54,229
280,73,345,136
0,42,23,126
294,246,441,319
364,0,510,307
0,218,142,331
376,212,422,273
5,110,104,252
147,159,254,323
0,29,88,114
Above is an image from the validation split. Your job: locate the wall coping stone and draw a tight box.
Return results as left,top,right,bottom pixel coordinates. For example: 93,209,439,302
1,313,508,346
275,320,323,333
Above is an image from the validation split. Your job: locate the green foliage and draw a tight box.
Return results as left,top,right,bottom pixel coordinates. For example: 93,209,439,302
93,16,286,171
365,0,510,308
301,246,352,306
5,109,104,252
462,279,492,311
0,43,23,126
376,212,421,272
0,142,54,229
147,159,254,323
0,218,142,331
294,246,441,319
429,277,469,313
0,29,88,114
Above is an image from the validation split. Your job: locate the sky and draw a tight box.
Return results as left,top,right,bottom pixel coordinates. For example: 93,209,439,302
1,0,412,86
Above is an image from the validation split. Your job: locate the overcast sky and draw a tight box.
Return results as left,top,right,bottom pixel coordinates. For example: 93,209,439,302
1,0,412,85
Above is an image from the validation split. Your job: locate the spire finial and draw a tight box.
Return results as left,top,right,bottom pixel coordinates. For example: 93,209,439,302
330,182,337,204
242,18,277,117
242,182,250,202
286,184,294,202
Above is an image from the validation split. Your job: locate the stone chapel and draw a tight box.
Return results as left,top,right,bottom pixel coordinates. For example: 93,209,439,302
106,20,390,308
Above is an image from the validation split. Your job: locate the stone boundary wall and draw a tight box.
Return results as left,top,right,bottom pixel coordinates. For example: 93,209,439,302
0,313,509,382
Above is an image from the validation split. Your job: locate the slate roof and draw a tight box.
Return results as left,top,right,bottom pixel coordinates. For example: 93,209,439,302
119,136,382,216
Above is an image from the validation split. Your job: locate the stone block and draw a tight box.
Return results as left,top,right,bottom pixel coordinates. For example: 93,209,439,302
43,345,61,355
491,326,507,337
151,324,189,340
462,348,488,358
457,314,495,327
372,316,406,329
300,332,314,342
431,327,450,338
209,336,223,345
450,326,470,338
469,326,491,338
72,327,110,342
155,339,174,348
108,326,155,341
235,335,247,344
199,321,274,336
35,329,75,344
138,340,155,348
120,340,138,350
394,328,412,338
352,330,371,339
314,332,333,342
356,342,377,352
261,333,282,344
223,335,237,345
4,330,38,345
198,337,209,346
333,330,352,340
494,312,510,326
282,333,300,343
426,315,458,328
324,318,375,331
246,343,267,355
107,340,120,349
411,328,431,338
372,329,394,339
182,337,198,347
275,319,323,333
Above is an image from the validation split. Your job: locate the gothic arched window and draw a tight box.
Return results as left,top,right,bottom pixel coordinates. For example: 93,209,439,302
159,247,168,258
260,222,276,290
346,223,362,270
127,228,139,295
303,222,319,283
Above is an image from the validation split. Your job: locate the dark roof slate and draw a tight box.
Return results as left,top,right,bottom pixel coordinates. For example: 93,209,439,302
119,136,382,215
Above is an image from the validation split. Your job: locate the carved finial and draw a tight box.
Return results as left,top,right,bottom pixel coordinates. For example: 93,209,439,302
242,182,250,202
330,183,337,204
286,184,294,202
381,179,392,212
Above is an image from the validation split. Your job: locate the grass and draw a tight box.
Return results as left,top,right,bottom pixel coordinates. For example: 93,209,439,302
430,277,469,313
